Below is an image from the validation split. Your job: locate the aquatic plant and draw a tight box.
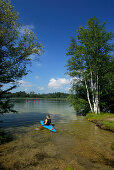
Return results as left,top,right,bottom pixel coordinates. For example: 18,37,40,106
0,128,12,144
66,166,74,170
112,141,114,150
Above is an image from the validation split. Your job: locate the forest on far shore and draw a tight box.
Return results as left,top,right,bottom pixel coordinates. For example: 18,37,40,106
7,91,69,99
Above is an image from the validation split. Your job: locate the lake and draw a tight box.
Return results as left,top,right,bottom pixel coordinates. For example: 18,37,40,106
0,99,114,170
0,99,76,128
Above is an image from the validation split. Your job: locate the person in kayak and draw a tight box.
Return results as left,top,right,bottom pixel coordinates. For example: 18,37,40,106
43,115,51,125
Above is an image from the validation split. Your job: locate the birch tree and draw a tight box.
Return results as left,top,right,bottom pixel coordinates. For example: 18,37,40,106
66,17,113,114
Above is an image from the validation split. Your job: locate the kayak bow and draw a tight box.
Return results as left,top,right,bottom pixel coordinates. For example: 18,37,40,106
40,120,56,132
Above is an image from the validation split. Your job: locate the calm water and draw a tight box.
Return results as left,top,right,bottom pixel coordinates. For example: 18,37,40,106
0,99,76,128
0,99,114,169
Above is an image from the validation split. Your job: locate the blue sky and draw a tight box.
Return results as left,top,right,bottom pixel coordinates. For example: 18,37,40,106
10,0,114,93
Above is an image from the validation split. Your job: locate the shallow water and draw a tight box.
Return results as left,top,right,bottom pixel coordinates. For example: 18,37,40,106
0,99,114,170
0,99,76,128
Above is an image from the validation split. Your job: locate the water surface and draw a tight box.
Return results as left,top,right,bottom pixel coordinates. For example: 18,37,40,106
0,99,114,170
0,99,76,128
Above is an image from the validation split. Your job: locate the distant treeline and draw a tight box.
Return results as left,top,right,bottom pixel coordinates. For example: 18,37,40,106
8,91,69,99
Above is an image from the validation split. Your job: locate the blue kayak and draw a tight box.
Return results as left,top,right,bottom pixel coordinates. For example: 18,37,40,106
40,120,56,132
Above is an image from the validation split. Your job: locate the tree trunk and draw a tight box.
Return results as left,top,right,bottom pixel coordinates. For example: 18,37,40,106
93,74,100,114
90,71,95,104
85,79,94,113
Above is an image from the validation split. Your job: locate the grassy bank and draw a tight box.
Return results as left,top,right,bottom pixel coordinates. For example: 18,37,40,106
86,113,114,132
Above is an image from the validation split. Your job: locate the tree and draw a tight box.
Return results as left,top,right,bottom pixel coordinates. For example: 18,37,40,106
100,59,114,112
0,0,44,113
67,81,90,115
66,17,114,114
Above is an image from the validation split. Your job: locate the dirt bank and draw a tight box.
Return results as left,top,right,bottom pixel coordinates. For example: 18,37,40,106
87,113,114,132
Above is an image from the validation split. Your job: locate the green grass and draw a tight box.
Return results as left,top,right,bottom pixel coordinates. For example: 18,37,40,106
66,167,74,170
102,121,114,128
86,112,114,132
87,112,114,120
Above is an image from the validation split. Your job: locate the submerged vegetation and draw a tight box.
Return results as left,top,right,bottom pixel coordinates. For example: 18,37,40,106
66,167,74,170
0,119,114,169
0,0,114,169
86,113,114,132
112,141,114,150
0,128,12,144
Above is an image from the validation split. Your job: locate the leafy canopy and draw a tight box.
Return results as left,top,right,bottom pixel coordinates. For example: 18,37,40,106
66,17,114,113
0,0,44,113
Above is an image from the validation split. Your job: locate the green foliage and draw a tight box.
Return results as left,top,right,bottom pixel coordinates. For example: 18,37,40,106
67,81,89,115
67,94,89,115
100,58,114,112
86,112,114,131
102,121,114,129
66,167,73,170
86,112,114,119
66,17,114,113
7,91,69,99
0,0,43,114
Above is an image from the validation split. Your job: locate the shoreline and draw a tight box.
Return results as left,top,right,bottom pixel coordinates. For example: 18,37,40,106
10,98,67,101
86,113,114,132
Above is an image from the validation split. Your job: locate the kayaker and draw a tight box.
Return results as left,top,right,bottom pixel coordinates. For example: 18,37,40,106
43,115,51,125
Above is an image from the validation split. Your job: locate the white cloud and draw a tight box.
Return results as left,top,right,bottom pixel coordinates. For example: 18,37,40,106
37,86,44,91
35,76,39,79
18,80,33,88
65,87,71,91
48,78,70,89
